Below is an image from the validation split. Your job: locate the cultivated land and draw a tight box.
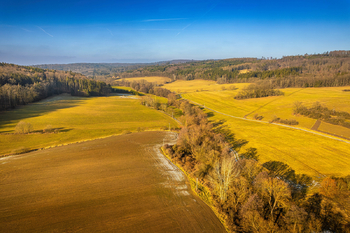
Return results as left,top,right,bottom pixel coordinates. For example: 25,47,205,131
163,80,350,178
0,131,226,232
122,76,172,84
0,93,178,156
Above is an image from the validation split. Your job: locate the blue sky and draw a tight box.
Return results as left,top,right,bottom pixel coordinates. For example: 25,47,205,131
0,0,349,65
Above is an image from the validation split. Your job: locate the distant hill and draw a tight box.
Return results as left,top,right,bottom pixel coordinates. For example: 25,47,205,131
115,50,350,88
33,60,195,78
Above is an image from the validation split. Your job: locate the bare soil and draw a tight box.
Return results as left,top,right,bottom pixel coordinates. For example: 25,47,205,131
0,131,225,233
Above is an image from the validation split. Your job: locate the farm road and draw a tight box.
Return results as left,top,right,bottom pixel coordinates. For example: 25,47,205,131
185,98,350,145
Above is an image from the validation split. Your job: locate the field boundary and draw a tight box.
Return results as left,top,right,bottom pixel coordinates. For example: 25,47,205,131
160,147,230,233
0,129,173,159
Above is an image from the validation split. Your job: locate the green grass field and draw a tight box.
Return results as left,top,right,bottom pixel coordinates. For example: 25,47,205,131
163,80,350,178
0,93,178,156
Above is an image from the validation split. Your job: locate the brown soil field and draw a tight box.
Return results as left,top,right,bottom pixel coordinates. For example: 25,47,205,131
0,131,225,233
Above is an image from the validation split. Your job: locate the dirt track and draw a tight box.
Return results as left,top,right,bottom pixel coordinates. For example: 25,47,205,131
0,131,225,233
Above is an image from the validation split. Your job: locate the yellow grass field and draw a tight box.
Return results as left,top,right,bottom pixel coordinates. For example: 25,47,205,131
122,76,172,84
164,79,246,93
168,81,350,133
0,93,178,156
163,80,350,178
208,111,350,178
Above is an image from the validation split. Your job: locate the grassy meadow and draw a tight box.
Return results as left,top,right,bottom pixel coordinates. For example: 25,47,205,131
208,111,350,178
164,80,350,134
164,79,244,93
0,93,178,156
163,80,350,178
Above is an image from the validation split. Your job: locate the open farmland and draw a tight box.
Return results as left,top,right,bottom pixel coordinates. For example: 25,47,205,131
0,131,225,232
122,76,172,84
164,79,244,93
163,80,350,178
207,111,350,178
0,93,178,156
167,81,350,137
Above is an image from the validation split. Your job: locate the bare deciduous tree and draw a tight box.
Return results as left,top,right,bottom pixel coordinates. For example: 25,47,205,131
210,155,240,202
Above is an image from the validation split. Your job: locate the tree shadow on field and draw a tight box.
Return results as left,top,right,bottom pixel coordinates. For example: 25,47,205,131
31,127,73,134
211,118,249,151
206,111,215,117
0,94,84,130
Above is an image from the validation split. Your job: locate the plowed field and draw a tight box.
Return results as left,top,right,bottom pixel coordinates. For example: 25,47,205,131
0,131,225,233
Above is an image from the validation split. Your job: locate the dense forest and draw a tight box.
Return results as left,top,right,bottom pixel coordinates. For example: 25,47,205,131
109,50,350,89
136,81,350,232
0,63,111,111
34,60,193,81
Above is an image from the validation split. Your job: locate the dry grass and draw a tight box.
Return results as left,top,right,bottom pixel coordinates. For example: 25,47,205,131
165,80,350,178
318,121,350,139
207,111,350,178
122,76,172,84
0,93,178,156
164,79,246,93
179,85,350,133
0,131,225,232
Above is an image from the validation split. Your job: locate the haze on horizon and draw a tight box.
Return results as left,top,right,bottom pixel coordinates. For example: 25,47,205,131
0,0,349,65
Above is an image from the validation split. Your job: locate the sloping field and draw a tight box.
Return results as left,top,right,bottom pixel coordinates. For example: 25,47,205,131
164,79,244,93
0,131,225,233
0,93,178,156
207,112,350,178
122,76,172,84
164,80,350,178
177,85,350,130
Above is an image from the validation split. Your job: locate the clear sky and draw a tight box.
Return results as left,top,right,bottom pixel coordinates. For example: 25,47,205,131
0,0,349,65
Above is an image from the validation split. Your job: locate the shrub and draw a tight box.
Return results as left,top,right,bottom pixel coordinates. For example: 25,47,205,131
253,114,264,120
43,125,53,133
15,121,33,134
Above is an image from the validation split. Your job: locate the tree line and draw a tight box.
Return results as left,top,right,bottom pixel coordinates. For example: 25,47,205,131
234,83,284,99
134,81,350,232
109,51,350,89
0,63,111,111
294,101,350,128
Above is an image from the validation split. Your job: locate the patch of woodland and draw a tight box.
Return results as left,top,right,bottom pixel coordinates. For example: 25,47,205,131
234,82,284,99
0,63,111,111
149,87,350,232
115,79,171,97
10,121,60,135
294,101,350,129
270,116,299,125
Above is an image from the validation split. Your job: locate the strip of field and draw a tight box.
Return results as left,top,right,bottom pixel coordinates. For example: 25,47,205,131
0,131,226,233
121,76,172,84
164,79,243,93
0,93,178,156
